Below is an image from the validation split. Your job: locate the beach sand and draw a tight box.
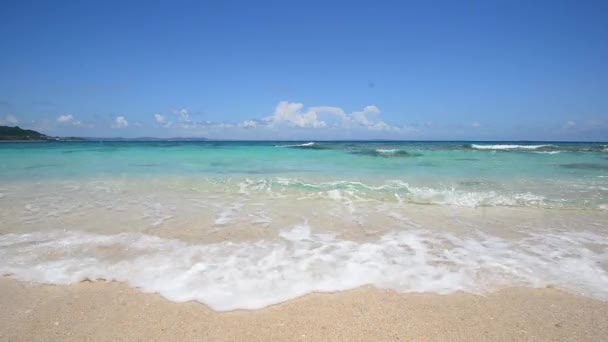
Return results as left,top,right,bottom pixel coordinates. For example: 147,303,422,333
1,278,607,341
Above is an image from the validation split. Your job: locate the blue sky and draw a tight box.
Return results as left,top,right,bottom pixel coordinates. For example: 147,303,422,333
0,0,607,140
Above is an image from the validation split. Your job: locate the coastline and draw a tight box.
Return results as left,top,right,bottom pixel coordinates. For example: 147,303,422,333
1,278,607,341
1,141,607,340
0,140,50,143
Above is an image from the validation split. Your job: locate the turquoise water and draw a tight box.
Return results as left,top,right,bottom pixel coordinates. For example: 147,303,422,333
1,141,607,208
1,141,608,310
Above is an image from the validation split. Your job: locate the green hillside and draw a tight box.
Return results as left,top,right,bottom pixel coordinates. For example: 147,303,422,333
0,126,49,141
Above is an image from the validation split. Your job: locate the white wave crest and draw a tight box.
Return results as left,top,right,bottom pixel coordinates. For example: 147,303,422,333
237,178,551,208
275,142,315,148
471,144,552,150
406,187,546,207
533,151,562,155
1,227,607,311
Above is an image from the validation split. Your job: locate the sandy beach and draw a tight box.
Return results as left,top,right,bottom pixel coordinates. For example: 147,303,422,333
3,0,607,339
1,278,607,341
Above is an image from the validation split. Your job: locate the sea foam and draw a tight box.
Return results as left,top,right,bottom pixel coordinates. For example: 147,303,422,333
275,142,315,148
471,144,553,150
1,225,607,311
239,178,551,208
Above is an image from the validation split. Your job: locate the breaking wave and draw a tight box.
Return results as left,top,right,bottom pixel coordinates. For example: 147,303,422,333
350,149,422,158
1,226,607,311
235,178,575,208
469,144,554,150
275,142,332,150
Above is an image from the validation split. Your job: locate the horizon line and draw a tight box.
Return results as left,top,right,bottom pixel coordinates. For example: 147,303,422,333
48,137,608,143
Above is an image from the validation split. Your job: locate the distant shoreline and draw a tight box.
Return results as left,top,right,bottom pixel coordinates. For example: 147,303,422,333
1,139,607,143
0,139,85,143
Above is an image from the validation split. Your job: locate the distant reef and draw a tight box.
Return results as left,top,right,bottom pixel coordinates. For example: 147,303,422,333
0,125,84,141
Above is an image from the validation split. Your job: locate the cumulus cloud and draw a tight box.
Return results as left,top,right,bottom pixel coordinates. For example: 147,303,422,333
351,106,380,127
154,114,166,124
256,101,401,132
173,109,191,123
154,109,238,130
154,109,230,130
265,101,328,128
308,106,349,126
199,121,235,129
472,121,481,128
563,121,576,128
57,115,73,123
1,114,18,125
171,108,197,128
56,114,82,126
239,120,258,129
154,114,172,128
152,101,409,136
113,116,129,128
368,121,398,132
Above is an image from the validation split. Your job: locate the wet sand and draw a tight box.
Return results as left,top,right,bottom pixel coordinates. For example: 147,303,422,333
1,278,607,341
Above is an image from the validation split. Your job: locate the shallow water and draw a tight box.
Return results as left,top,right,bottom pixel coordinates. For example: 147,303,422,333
0,141,607,310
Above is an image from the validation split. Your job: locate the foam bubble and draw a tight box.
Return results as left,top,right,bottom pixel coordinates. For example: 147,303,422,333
1,226,607,311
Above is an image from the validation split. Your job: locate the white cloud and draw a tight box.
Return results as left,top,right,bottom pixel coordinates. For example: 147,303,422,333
113,116,129,128
171,108,197,128
154,114,166,124
472,121,481,128
56,114,82,126
368,121,397,132
266,101,327,128
201,121,235,129
147,101,408,137
309,106,349,126
2,114,18,125
240,120,257,129
262,101,401,132
351,105,380,127
57,114,73,123
154,114,172,128
173,109,191,123
563,121,576,128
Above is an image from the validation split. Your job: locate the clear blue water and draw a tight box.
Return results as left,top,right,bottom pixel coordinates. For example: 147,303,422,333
1,140,608,310
1,141,606,208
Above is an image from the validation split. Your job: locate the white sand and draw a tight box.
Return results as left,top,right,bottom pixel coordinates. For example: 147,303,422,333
1,279,607,341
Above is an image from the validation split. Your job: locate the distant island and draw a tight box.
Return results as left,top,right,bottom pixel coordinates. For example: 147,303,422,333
0,125,84,141
0,125,210,142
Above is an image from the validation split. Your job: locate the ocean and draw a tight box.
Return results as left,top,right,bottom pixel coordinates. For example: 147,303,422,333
1,141,607,311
